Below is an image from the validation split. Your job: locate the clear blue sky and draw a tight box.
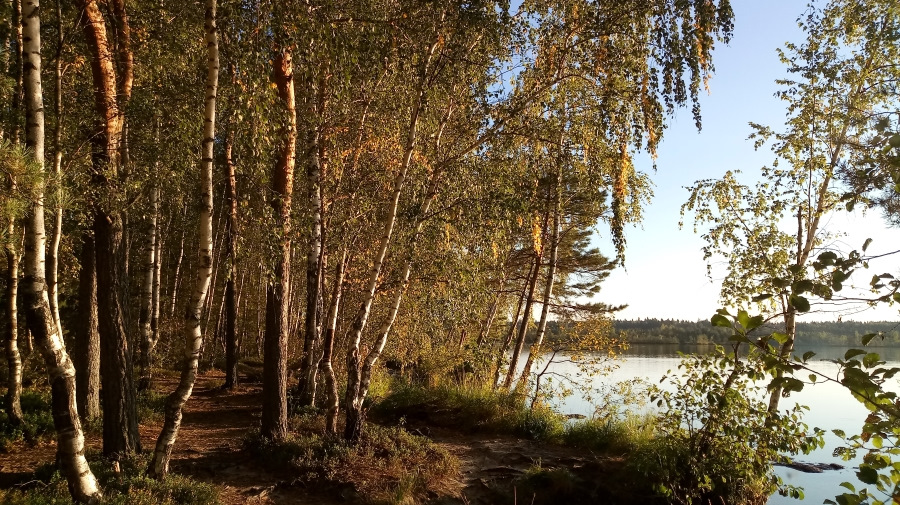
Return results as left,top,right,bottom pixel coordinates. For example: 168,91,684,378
593,0,900,322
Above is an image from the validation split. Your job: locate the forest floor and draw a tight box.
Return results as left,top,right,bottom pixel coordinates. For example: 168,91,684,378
0,372,649,504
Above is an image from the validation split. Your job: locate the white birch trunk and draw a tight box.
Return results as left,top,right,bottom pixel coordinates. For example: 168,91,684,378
148,0,218,478
19,1,101,500
46,0,63,335
492,261,533,390
138,184,158,390
343,38,439,440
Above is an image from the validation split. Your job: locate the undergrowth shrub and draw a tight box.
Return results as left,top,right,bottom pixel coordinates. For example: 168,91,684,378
136,390,168,423
629,345,821,505
0,453,219,505
0,390,55,451
245,415,457,504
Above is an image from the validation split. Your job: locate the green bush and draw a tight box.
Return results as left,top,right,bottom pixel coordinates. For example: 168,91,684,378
0,453,219,505
137,390,168,423
629,345,820,505
0,390,56,451
245,419,457,504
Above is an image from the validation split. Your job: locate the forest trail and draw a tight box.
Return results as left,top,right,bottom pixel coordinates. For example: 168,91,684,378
0,372,630,504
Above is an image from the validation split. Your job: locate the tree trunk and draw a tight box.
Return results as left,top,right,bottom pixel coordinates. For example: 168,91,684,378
95,211,140,457
151,205,162,364
138,184,159,391
11,0,22,143
767,306,797,414
169,221,186,319
344,38,438,442
493,260,534,390
78,0,140,459
296,117,323,407
516,170,561,391
4,225,23,426
148,0,218,476
502,250,542,390
46,0,64,336
346,156,444,440
19,2,102,499
74,234,100,421
262,47,296,442
223,128,239,390
477,270,508,346
321,249,346,434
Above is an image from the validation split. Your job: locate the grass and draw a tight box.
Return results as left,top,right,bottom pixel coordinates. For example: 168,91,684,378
0,453,219,505
371,380,658,452
561,415,656,454
245,413,458,504
137,390,168,423
371,382,566,441
0,390,56,452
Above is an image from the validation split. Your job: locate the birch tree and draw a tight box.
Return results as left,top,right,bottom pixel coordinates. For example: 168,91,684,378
148,0,218,477
683,0,900,413
18,0,101,499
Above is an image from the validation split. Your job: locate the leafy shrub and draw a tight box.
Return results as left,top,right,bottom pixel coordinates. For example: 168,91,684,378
0,389,56,451
245,419,457,504
0,453,219,505
630,341,821,505
137,390,168,423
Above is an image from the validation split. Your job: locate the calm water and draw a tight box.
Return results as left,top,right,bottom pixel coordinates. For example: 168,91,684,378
539,344,900,504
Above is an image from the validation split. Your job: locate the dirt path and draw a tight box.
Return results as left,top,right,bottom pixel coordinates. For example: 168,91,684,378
0,374,636,504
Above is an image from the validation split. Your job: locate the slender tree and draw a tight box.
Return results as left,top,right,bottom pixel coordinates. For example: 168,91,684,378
148,0,218,477
18,0,101,499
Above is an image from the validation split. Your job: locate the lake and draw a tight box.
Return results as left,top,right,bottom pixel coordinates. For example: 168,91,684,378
538,343,900,505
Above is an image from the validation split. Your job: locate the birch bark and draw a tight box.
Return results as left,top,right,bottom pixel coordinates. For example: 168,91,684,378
138,184,159,390
492,260,533,390
19,1,101,499
148,0,218,477
343,37,438,441
502,248,543,390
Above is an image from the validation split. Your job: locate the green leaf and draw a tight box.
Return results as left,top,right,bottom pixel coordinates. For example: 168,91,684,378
751,293,773,302
772,332,788,345
809,374,817,383
845,349,867,360
863,353,881,368
818,251,838,264
790,294,811,312
711,314,731,328
858,466,879,484
802,351,816,362
792,279,815,294
863,238,874,252
862,333,879,346
840,482,856,492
